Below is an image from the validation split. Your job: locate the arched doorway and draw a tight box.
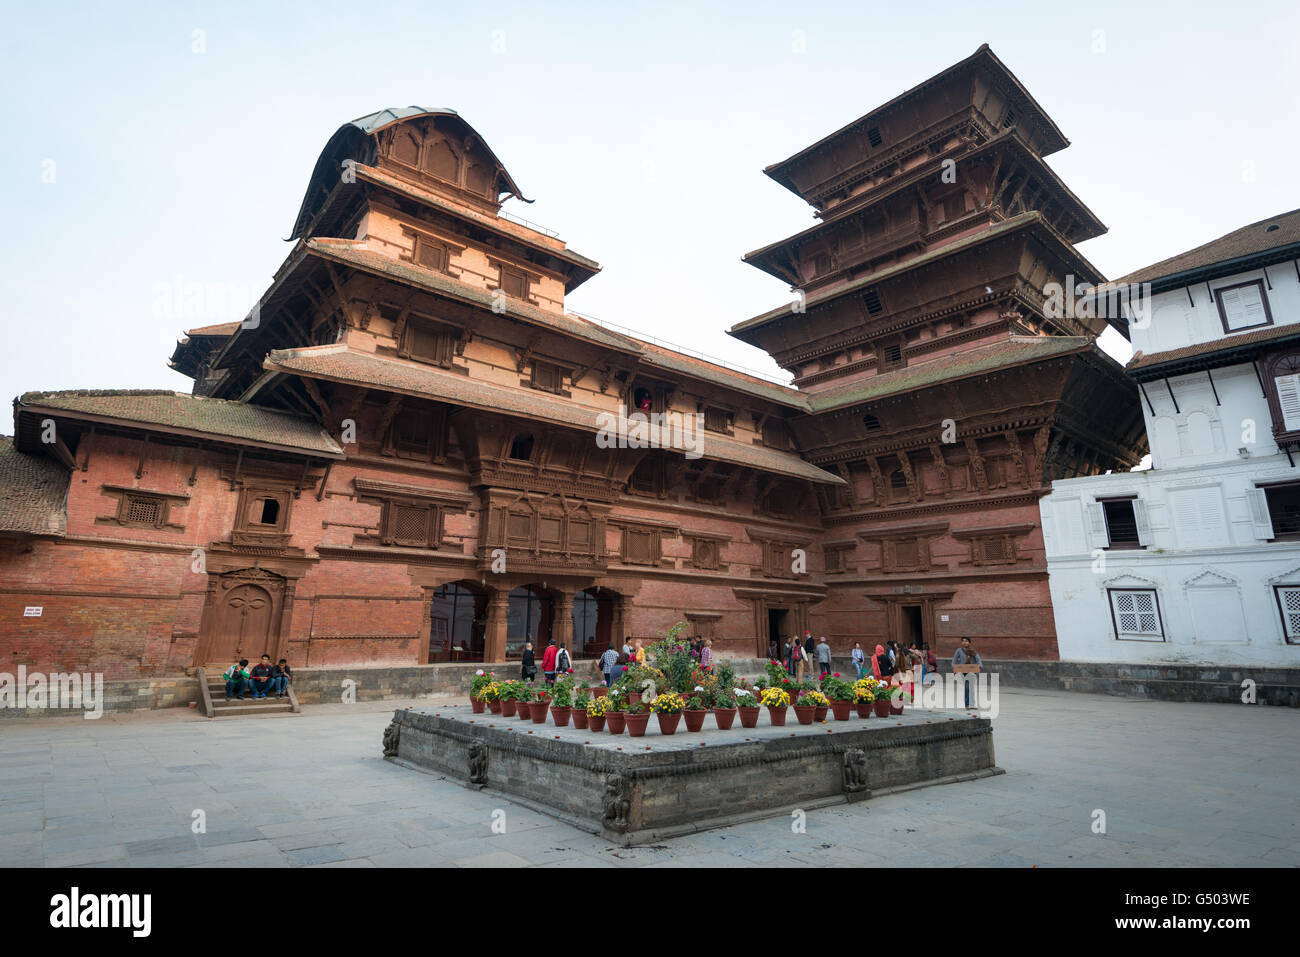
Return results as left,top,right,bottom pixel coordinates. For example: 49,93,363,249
573,588,615,658
506,585,555,659
429,581,487,662
197,567,288,667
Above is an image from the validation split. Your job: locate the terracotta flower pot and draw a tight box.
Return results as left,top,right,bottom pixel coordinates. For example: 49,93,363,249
873,699,891,718
890,698,905,715
488,700,502,714
856,701,872,718
588,713,606,732
656,712,682,735
830,700,853,721
606,711,626,734
518,702,534,721
592,686,608,698
500,699,518,718
551,706,572,728
814,705,828,722
530,700,550,723
793,705,816,725
767,705,788,727
470,698,485,714
626,713,651,737
627,692,642,707
572,709,589,729
713,707,737,730
683,709,708,733
738,706,761,728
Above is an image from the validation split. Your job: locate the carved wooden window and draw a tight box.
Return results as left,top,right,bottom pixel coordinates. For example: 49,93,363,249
881,341,904,370
391,127,421,167
119,492,167,528
704,407,730,434
508,434,534,462
812,252,832,276
423,136,460,183
465,161,493,197
762,542,792,578
762,418,792,450
824,546,850,574
1264,483,1300,539
971,535,1016,566
530,361,564,394
893,538,920,569
507,511,533,542
1267,354,1300,435
694,475,725,505
1214,279,1272,333
690,537,720,571
866,126,883,147
862,413,882,432
863,287,884,315
400,317,457,368
622,527,659,565
388,408,442,461
414,236,448,272
628,456,662,495
889,469,909,502
382,502,441,548
497,264,530,300
243,491,289,532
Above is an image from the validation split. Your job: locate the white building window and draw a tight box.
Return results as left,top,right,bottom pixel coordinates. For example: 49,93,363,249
1108,588,1164,641
1275,586,1300,644
1214,279,1272,332
1088,496,1149,549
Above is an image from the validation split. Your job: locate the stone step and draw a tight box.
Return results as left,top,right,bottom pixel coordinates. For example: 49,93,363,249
210,698,295,717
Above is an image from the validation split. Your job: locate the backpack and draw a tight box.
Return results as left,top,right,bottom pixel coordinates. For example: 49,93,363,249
557,650,571,672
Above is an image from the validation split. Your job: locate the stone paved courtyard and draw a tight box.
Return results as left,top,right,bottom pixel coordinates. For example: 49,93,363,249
0,688,1297,867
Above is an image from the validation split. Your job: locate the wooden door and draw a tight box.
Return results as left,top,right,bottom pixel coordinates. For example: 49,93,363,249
207,583,276,665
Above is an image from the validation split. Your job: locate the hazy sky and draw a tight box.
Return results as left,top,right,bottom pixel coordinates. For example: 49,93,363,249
2,0,1297,406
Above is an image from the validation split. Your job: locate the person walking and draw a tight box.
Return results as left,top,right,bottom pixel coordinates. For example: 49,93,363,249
542,639,559,684
599,643,619,687
851,642,865,679
632,638,647,665
555,642,572,677
793,640,808,683
952,636,982,707
785,637,796,677
816,636,833,678
700,638,713,671
871,643,894,680
804,632,816,673
521,641,537,682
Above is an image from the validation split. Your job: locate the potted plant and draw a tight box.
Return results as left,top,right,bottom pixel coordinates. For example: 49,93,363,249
735,686,761,728
572,686,591,729
874,682,893,718
821,674,855,720
624,701,651,737
605,689,626,734
853,678,876,718
469,669,495,713
516,683,537,721
795,689,827,725
651,691,684,735
586,694,609,732
760,686,790,726
681,694,709,732
529,687,550,723
591,682,608,699
498,680,520,718
888,681,906,715
550,676,575,727
712,689,738,730
478,681,502,714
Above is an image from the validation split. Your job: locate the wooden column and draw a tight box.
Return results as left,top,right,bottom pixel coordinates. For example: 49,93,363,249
484,591,510,663
555,588,576,654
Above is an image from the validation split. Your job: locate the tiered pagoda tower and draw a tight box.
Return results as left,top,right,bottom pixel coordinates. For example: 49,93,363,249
731,46,1147,658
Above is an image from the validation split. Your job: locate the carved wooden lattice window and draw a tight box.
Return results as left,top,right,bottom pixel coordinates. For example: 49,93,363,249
972,536,1016,566
762,418,792,450
704,407,730,434
383,503,439,548
1108,589,1164,640
1274,586,1300,644
390,409,437,459
690,538,720,570
622,528,659,565
124,494,163,527
894,538,920,568
824,547,849,573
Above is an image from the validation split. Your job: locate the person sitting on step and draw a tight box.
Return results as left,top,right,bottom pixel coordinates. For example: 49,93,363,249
223,658,250,700
271,658,292,698
248,654,275,699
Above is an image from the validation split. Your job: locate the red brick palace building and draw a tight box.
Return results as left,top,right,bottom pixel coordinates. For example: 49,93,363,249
0,47,1145,681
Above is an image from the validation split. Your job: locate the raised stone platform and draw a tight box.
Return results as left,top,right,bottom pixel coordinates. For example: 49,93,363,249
383,704,1001,844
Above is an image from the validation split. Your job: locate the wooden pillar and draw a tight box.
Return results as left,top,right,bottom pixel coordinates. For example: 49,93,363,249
484,591,510,663
616,594,632,644
555,588,575,654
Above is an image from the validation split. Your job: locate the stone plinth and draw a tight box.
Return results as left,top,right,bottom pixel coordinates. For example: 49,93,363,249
383,704,1001,844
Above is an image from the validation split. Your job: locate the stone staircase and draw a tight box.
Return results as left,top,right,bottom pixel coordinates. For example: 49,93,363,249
197,668,300,718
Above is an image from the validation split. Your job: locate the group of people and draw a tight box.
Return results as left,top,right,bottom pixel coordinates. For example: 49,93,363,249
773,633,835,681
222,654,292,700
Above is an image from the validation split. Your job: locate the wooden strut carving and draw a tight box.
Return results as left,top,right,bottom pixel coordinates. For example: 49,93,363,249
964,438,988,493
467,742,488,786
928,444,949,494
601,773,632,833
897,453,921,501
382,719,400,758
1003,430,1027,486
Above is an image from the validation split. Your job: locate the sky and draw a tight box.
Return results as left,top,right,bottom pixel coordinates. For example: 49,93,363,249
2,0,1298,406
